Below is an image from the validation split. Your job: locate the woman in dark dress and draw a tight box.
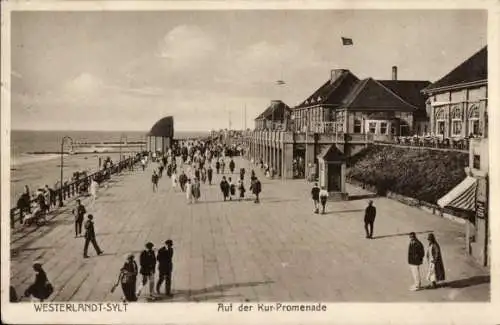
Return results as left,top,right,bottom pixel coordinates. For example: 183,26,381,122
426,233,445,288
24,263,52,301
114,254,138,302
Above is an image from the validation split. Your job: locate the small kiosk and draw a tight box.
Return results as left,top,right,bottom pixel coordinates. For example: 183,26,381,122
317,144,348,200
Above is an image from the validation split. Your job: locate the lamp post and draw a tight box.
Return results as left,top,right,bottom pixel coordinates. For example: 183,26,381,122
119,134,127,173
119,134,127,163
59,136,74,207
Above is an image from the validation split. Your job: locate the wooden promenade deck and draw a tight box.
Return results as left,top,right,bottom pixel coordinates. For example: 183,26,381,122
10,157,489,302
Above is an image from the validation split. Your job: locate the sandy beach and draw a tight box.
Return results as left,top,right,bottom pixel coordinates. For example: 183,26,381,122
9,151,138,206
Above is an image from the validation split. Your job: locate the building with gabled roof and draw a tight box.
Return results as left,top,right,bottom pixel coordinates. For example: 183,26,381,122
422,46,487,139
293,67,430,137
254,100,292,130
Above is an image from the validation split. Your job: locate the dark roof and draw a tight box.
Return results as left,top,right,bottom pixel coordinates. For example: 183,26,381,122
148,116,174,137
255,100,291,121
295,71,360,108
378,80,431,119
340,78,417,112
317,144,346,162
424,46,487,93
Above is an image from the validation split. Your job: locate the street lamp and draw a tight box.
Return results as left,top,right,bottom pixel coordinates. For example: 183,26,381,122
59,136,74,207
119,134,127,163
119,134,127,173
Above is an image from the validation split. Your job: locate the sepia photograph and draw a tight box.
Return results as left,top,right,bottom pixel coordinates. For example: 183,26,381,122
1,2,498,324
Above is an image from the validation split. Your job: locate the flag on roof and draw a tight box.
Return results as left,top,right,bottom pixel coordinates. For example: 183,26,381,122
276,80,286,85
341,37,353,46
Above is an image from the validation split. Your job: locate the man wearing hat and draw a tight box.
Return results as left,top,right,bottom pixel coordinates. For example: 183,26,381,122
156,239,174,296
139,242,156,299
83,214,103,258
407,232,425,291
364,200,376,239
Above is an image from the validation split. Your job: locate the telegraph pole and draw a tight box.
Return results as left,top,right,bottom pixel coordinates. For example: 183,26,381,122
244,104,247,130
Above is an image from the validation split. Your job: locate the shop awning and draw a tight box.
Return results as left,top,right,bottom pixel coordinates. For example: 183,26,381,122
437,176,477,211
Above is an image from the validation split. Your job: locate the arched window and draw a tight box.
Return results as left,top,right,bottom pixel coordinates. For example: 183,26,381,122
435,108,446,120
468,105,480,136
435,108,446,135
451,106,462,119
469,105,480,118
451,105,462,136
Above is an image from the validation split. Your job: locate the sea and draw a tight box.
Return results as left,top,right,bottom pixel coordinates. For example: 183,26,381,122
8,130,209,206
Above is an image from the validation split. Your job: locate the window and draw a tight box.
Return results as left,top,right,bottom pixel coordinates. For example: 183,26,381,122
437,121,445,135
469,105,480,136
450,105,462,136
380,122,388,135
451,105,462,119
353,119,362,133
473,155,481,169
368,122,376,134
452,120,462,135
435,108,446,120
471,120,480,136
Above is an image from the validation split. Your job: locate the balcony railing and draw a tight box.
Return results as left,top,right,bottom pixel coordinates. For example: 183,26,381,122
291,121,338,133
376,135,473,151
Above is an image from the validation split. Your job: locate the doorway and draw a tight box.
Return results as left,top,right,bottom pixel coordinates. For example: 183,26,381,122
328,164,341,191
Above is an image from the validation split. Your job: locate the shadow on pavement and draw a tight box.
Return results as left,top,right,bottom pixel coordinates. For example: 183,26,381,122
445,275,490,288
348,194,378,201
371,230,433,239
152,293,242,302
324,209,365,215
152,281,273,302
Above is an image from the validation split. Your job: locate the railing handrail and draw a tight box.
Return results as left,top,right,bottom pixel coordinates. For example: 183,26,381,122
10,155,142,225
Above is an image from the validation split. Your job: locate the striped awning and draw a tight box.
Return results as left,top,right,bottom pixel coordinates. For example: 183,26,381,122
437,176,477,211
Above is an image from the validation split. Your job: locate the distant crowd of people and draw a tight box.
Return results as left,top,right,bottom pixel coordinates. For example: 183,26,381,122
147,140,262,204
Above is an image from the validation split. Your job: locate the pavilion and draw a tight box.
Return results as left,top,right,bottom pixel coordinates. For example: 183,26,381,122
146,116,174,154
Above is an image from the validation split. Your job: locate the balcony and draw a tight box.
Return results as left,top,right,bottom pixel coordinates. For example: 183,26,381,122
375,135,473,152
291,121,337,133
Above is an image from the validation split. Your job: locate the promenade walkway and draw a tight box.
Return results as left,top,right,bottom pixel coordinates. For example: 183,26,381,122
10,157,489,302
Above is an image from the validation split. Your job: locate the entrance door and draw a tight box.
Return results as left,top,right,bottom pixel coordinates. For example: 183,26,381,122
328,164,341,192
293,147,306,179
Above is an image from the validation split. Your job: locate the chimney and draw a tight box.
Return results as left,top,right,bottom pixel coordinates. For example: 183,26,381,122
392,66,397,80
330,69,346,85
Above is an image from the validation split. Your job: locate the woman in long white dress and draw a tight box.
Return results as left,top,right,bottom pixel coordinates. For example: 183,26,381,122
185,179,193,204
171,172,178,191
89,178,98,206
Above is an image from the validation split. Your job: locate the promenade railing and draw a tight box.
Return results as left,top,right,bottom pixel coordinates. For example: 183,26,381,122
10,155,142,227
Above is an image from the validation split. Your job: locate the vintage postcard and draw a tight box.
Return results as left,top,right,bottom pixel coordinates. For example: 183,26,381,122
1,1,499,324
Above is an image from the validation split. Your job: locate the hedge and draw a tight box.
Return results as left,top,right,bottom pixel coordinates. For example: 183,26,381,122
346,145,469,204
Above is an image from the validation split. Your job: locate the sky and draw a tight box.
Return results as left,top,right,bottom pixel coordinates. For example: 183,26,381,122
10,10,486,132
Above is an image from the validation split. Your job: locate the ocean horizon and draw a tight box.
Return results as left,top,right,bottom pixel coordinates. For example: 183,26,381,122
10,129,212,167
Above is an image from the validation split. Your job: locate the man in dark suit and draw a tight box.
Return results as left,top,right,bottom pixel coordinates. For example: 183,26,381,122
73,199,86,238
251,177,262,204
156,239,174,296
83,214,103,258
364,200,376,239
139,242,156,299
